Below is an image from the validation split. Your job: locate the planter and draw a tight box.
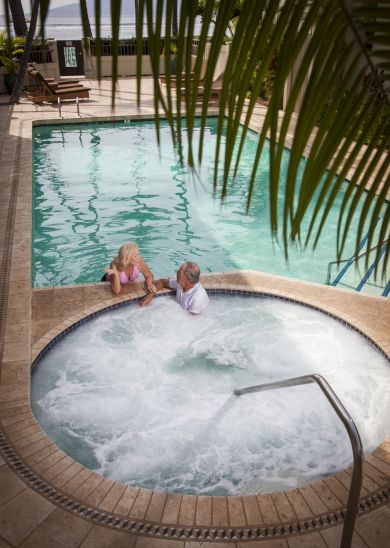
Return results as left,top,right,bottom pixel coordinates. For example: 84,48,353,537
4,72,17,94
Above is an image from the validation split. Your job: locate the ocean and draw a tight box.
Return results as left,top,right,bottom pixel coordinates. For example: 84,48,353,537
1,16,203,40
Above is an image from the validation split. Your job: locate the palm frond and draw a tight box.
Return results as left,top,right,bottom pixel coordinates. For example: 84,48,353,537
36,0,390,280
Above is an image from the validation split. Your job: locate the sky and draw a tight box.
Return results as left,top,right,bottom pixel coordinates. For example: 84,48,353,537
0,0,73,16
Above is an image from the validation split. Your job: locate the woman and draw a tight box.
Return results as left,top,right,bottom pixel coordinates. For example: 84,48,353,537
103,242,156,297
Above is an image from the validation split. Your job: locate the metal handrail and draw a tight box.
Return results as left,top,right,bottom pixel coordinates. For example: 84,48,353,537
326,239,388,286
234,374,364,548
325,216,382,286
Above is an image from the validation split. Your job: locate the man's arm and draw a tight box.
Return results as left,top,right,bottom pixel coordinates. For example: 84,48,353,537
139,278,174,306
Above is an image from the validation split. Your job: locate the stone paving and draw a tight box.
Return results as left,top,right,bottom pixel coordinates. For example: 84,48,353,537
0,78,389,546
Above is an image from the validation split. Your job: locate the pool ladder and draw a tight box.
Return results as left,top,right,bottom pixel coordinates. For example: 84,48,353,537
234,374,363,548
326,217,389,295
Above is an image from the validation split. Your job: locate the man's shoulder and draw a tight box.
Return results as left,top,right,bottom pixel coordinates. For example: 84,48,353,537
191,282,208,296
187,282,209,313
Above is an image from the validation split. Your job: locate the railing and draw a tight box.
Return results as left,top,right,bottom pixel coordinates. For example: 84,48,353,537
234,374,364,548
326,239,389,294
89,37,199,57
29,45,52,64
90,38,166,57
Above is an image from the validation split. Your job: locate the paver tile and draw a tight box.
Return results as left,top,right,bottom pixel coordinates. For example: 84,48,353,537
354,505,390,548
195,495,212,526
2,342,30,367
85,477,115,507
0,362,29,385
99,481,127,513
211,496,229,527
129,489,153,520
187,543,238,548
61,467,94,496
287,532,327,547
237,540,288,548
145,491,167,522
33,450,68,474
7,423,42,442
284,489,313,520
319,524,368,548
298,485,328,515
72,473,104,501
0,488,55,546
257,493,280,523
24,443,58,466
41,455,74,481
227,496,246,527
19,507,93,547
135,538,184,548
242,495,262,525
2,415,36,434
310,480,343,510
0,535,13,547
19,436,53,458
0,465,27,506
113,485,140,516
271,492,296,522
178,495,196,525
161,493,182,524
81,525,137,547
53,461,85,489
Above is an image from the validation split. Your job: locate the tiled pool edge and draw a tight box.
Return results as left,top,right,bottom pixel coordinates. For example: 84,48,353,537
1,280,389,542
30,286,390,366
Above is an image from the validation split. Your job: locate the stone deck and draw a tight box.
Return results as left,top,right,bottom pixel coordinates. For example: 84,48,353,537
0,78,389,546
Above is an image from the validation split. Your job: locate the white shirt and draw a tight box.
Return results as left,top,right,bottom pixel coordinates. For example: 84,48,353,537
169,279,209,314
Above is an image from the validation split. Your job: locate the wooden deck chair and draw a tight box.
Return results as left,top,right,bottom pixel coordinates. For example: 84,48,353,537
26,67,90,104
179,72,225,105
160,56,208,88
27,65,82,91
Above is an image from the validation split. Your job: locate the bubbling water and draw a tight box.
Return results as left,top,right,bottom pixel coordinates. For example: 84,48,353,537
31,295,390,495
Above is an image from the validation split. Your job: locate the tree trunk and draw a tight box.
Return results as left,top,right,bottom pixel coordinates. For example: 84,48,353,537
172,0,178,37
8,0,28,37
80,0,93,39
9,0,39,104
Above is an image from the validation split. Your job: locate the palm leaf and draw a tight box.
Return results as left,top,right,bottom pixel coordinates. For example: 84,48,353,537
54,0,390,280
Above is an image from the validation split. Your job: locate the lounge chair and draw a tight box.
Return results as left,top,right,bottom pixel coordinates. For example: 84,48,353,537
27,63,81,89
26,68,90,104
178,72,225,105
27,65,83,91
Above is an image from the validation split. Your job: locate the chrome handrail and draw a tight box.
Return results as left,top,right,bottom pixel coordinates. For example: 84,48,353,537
234,374,364,548
326,239,388,286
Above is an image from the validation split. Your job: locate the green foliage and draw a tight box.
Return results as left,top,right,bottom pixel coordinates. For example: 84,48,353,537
26,0,390,278
0,31,25,74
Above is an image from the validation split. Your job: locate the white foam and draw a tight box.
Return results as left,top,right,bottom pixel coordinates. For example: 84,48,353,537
31,296,390,495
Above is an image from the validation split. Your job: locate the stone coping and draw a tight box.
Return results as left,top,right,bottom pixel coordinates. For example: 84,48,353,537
2,273,390,542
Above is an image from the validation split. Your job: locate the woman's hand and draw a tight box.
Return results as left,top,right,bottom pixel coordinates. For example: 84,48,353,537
147,283,157,294
103,264,118,277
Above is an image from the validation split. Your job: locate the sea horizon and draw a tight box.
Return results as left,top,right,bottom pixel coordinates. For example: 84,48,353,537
0,15,203,40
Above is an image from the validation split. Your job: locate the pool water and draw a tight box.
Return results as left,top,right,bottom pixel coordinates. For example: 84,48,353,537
31,295,390,495
32,118,386,292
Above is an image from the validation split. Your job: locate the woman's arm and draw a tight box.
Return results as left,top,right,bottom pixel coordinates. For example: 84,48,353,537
103,262,121,295
139,258,156,293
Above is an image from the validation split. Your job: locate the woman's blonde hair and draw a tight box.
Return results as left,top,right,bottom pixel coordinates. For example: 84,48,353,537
113,242,139,271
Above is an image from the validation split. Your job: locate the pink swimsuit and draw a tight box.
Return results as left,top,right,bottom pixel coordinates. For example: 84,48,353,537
118,265,139,284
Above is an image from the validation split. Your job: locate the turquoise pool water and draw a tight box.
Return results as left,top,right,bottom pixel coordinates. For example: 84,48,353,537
32,118,386,292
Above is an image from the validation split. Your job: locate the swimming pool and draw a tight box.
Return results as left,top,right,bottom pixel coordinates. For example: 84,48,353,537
31,294,390,495
32,117,387,293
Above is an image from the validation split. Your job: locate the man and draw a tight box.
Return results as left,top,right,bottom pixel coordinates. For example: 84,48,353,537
140,262,209,314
